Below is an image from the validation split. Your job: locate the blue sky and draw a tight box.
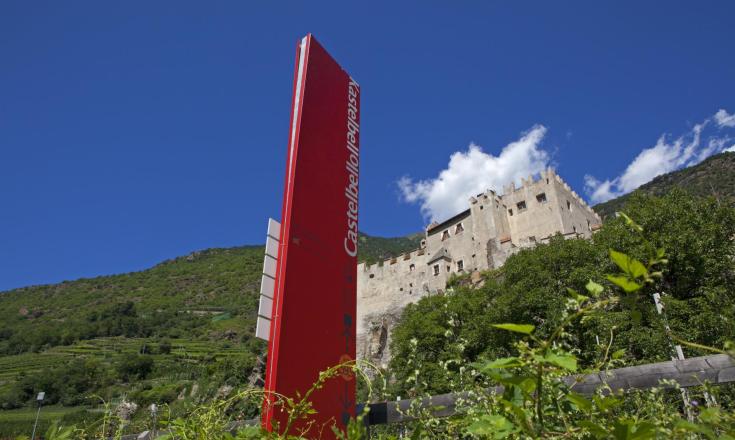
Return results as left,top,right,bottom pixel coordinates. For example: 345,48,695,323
1,1,734,291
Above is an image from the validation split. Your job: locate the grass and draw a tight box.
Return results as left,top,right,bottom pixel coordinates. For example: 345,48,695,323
0,405,84,422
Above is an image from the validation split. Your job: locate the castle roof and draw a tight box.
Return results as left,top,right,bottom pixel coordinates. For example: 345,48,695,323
427,247,453,265
426,209,471,235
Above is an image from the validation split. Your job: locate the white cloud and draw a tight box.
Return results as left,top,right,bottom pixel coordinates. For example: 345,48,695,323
715,109,735,128
726,145,735,153
398,125,551,222
585,110,735,204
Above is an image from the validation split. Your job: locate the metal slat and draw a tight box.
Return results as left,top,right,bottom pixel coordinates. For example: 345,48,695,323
263,254,277,278
258,296,274,319
265,235,279,259
267,218,281,241
260,274,275,299
255,316,271,341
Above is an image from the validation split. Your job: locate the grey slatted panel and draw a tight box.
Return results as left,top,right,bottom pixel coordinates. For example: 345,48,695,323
265,235,279,259
267,218,281,240
260,274,275,299
258,295,274,319
263,255,277,278
255,316,271,341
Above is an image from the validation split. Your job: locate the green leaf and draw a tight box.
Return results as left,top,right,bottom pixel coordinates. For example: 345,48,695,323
586,280,604,296
502,374,538,394
466,414,517,439
612,349,626,360
492,323,535,335
566,392,592,412
567,288,589,302
544,351,577,371
610,419,657,440
698,407,721,424
579,420,608,438
674,420,717,439
609,249,648,279
619,212,643,232
594,394,622,412
607,275,642,293
479,356,524,370
631,309,642,324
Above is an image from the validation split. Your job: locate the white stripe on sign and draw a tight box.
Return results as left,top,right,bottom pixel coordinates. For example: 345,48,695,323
258,295,274,319
263,254,277,278
255,316,271,341
265,235,279,259
267,218,281,241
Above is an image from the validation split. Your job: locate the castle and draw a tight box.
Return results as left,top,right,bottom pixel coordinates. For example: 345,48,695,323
356,168,601,368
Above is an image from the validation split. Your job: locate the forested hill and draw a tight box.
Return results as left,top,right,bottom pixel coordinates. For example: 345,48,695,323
593,151,735,219
357,232,424,265
0,231,421,356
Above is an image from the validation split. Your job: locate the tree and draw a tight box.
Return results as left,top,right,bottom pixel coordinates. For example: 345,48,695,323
388,190,735,396
116,354,154,381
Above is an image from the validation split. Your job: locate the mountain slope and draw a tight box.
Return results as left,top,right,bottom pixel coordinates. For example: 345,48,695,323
0,229,422,429
0,230,422,358
593,152,735,218
0,246,264,356
357,232,423,265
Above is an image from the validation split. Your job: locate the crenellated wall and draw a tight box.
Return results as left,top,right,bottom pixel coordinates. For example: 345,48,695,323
356,168,601,368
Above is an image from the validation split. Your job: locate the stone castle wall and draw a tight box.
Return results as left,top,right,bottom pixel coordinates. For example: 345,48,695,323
356,168,601,368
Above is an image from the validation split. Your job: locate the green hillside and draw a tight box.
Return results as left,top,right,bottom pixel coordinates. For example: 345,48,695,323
357,232,423,265
0,230,421,436
0,246,268,436
594,151,735,218
0,246,264,357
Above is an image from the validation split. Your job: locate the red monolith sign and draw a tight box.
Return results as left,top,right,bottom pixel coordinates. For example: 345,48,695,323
261,34,360,438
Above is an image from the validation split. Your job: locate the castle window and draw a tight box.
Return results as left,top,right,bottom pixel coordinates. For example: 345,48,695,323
369,274,374,279
587,219,591,231
508,209,513,216
455,223,464,234
516,201,527,212
480,205,484,210
457,260,464,271
546,178,549,184
409,264,415,272
433,264,440,276
441,230,450,241
573,225,577,233
566,200,572,210
529,236,536,242
536,193,547,204
447,265,451,272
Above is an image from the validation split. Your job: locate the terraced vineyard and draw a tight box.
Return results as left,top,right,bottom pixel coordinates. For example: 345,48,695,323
0,234,427,436
0,336,245,388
